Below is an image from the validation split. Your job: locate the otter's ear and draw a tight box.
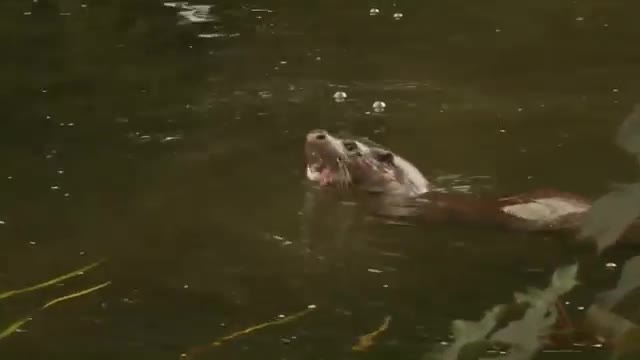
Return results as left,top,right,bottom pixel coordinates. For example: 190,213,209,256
375,151,395,163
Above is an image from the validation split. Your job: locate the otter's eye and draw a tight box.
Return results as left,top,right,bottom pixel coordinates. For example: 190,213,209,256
376,151,394,163
315,134,327,140
355,151,363,157
342,140,358,152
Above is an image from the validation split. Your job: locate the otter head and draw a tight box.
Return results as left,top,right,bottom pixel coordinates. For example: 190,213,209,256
304,129,352,187
304,129,430,196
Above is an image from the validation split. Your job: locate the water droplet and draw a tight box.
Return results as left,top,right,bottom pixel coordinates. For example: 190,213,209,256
333,91,347,103
393,12,403,20
279,60,287,65
64,193,70,198
372,100,386,112
183,284,189,289
315,56,321,61
369,8,380,16
7,176,12,180
29,241,36,246
612,88,619,93
577,306,585,310
278,314,285,318
57,169,64,174
499,129,506,133
81,4,87,8
307,304,316,309
495,28,501,32
517,107,523,112
0,220,5,225
605,262,617,269
51,185,60,190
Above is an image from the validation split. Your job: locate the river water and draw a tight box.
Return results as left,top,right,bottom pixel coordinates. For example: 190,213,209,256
1,1,639,359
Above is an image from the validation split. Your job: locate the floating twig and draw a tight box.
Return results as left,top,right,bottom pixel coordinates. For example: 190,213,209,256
352,315,392,351
183,305,317,359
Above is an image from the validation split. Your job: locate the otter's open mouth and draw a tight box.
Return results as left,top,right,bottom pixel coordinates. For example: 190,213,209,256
306,157,348,186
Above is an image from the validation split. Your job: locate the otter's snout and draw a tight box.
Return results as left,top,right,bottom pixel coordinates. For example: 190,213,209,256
306,129,330,143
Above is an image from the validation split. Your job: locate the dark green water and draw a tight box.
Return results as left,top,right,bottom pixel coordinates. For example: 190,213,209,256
1,1,639,359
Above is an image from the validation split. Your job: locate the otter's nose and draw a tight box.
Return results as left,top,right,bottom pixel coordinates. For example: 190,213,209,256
306,129,329,142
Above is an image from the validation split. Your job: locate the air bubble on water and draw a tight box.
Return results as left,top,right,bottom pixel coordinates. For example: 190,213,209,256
57,169,64,174
258,91,272,99
51,185,60,190
576,17,584,21
0,220,5,225
577,306,585,310
333,91,347,103
24,12,32,15
393,12,403,20
29,241,36,246
307,304,316,309
612,88,619,93
315,56,321,61
605,262,617,269
372,101,386,112
495,28,501,33
183,284,189,289
369,8,380,16
278,314,285,318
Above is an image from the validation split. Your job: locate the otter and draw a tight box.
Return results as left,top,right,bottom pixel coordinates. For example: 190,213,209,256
304,129,606,235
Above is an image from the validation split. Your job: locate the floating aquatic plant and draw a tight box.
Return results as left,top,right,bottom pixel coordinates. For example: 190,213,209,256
0,260,109,341
427,263,579,360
